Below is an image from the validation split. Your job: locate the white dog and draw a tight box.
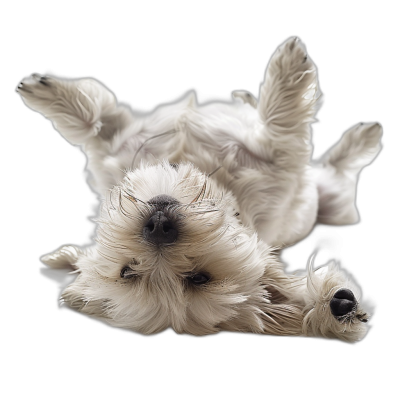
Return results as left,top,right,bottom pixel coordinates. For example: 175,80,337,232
18,37,381,340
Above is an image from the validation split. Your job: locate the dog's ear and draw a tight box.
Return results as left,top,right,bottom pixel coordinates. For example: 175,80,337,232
40,244,83,285
61,268,109,319
40,244,110,321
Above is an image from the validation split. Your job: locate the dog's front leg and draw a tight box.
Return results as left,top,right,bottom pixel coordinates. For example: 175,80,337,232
260,257,369,341
17,74,134,145
257,37,318,170
300,256,369,341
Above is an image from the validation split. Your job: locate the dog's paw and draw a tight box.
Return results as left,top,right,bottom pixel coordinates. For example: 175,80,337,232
16,73,58,110
329,288,368,323
321,122,383,175
267,37,316,87
17,73,52,94
302,258,369,341
17,74,114,144
279,37,308,61
259,37,318,125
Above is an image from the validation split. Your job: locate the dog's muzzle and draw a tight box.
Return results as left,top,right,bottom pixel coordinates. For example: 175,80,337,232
143,195,179,245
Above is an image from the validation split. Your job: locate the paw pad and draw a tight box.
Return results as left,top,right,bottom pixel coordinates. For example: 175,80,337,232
330,288,357,318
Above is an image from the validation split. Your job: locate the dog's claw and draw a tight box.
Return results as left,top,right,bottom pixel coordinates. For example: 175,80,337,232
357,313,369,323
288,37,299,51
16,83,23,92
17,74,51,96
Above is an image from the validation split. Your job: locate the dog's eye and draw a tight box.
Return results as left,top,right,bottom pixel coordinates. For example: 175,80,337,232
120,266,138,279
188,273,211,285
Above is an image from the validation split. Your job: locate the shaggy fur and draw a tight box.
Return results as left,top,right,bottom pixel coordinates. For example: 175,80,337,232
18,37,381,340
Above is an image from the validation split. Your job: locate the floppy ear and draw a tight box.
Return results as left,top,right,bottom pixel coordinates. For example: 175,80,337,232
59,270,112,325
59,274,108,322
40,245,108,316
40,244,83,284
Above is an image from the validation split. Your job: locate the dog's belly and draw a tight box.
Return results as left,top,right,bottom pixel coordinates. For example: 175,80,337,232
169,103,319,246
91,98,318,246
214,162,319,246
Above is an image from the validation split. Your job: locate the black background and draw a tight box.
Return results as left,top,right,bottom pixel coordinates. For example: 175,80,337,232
8,5,398,393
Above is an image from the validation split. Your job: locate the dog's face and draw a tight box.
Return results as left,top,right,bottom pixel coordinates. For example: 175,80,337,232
63,162,278,334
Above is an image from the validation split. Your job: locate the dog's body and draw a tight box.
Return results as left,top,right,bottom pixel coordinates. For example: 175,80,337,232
18,38,381,340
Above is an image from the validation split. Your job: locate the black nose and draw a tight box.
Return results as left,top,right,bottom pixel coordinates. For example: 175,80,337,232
148,194,179,207
143,211,178,245
143,195,179,245
330,288,357,318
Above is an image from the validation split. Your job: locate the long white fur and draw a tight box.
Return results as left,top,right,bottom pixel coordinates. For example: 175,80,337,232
18,37,381,340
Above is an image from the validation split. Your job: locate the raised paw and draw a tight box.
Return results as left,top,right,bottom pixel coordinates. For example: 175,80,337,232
315,121,383,225
267,37,316,84
17,73,52,94
321,122,383,174
257,37,319,167
259,37,318,126
16,74,114,144
15,72,48,93
16,73,60,114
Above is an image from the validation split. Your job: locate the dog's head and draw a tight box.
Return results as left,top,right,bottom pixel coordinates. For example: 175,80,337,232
63,162,281,334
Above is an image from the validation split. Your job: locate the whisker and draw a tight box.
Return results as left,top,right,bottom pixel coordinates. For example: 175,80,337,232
108,188,116,210
118,189,135,219
97,248,121,264
135,197,148,206
189,209,220,215
121,189,137,203
208,165,222,177
175,174,205,183
189,179,207,206
131,129,176,169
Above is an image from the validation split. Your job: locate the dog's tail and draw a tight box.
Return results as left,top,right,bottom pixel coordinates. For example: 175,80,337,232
314,122,382,225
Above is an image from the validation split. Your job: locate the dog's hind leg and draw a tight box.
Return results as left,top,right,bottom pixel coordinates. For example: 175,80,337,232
231,37,319,245
17,74,133,145
314,122,382,225
257,37,319,170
